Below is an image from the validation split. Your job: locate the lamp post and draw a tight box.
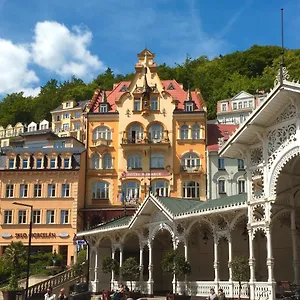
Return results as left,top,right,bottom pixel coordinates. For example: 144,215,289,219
13,202,33,300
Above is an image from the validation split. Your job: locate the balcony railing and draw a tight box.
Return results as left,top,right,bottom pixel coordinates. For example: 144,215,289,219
91,138,112,148
121,130,170,146
181,165,203,173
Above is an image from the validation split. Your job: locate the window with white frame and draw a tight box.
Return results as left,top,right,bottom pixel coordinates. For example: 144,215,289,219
127,154,142,169
46,210,55,224
6,184,14,198
50,158,56,169
218,158,225,169
62,123,69,131
54,141,65,148
74,111,81,118
60,210,69,224
151,97,158,110
232,102,237,110
34,184,42,197
180,125,189,139
185,102,194,112
152,181,169,197
66,102,70,108
63,113,70,119
33,210,41,224
74,122,81,130
55,126,60,133
20,184,28,198
121,181,140,202
62,184,70,197
8,158,15,169
134,98,141,111
93,126,112,140
243,101,248,108
249,100,253,107
182,181,200,198
238,179,246,194
221,103,227,112
100,104,108,113
22,158,29,169
91,154,100,169
18,210,26,224
36,158,43,169
238,102,243,109
55,115,60,121
237,159,245,170
4,210,12,224
181,153,200,170
218,178,226,194
148,124,164,142
103,154,112,169
127,124,144,143
48,184,56,197
192,125,200,139
150,153,164,169
92,181,109,199
63,158,70,169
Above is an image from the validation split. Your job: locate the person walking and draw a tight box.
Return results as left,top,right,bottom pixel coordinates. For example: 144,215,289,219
58,288,68,300
44,287,57,300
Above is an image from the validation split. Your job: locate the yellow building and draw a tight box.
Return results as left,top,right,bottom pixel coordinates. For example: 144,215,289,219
82,49,207,227
0,131,86,266
51,99,88,143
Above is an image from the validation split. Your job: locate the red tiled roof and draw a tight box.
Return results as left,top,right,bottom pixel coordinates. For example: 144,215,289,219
207,124,238,151
88,79,205,112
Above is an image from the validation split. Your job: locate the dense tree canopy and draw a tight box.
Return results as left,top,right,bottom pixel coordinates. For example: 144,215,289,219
0,45,299,125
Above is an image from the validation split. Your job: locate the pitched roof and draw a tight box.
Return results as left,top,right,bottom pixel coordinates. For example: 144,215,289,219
158,197,201,215
51,100,89,112
207,124,238,151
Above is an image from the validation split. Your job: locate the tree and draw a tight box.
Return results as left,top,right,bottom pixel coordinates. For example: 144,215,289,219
162,249,191,294
73,250,87,277
230,256,249,300
102,256,119,276
120,257,140,291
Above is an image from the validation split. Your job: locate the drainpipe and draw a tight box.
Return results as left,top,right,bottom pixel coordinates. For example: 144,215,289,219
83,113,89,230
206,150,210,200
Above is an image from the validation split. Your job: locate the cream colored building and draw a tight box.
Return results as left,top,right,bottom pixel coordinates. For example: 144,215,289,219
51,99,88,143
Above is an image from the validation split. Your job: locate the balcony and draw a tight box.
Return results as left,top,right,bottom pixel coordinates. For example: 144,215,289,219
181,165,205,174
91,138,113,150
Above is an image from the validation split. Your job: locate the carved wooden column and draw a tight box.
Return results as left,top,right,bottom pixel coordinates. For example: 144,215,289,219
139,245,144,282
147,241,153,296
213,234,219,288
94,247,99,292
119,247,124,282
291,209,299,284
227,232,233,299
111,247,116,290
248,228,256,300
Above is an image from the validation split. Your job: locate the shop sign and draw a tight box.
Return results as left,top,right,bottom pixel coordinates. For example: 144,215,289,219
15,232,56,239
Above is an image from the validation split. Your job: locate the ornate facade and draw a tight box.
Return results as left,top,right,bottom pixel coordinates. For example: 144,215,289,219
82,49,207,227
78,76,300,300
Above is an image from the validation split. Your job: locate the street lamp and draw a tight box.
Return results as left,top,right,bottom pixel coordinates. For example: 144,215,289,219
13,202,33,300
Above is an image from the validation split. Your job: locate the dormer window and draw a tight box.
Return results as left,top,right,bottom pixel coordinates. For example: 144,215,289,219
66,102,70,108
185,102,194,112
120,84,128,92
36,158,43,169
167,83,175,90
100,104,108,113
55,115,60,121
63,158,71,169
22,158,29,169
151,97,158,110
8,158,15,169
50,158,56,169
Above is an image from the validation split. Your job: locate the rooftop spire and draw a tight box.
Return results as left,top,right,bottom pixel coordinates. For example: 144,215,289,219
185,83,192,102
102,90,107,103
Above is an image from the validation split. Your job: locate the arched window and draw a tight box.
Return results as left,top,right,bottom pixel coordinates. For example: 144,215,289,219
92,181,109,199
127,154,142,169
150,153,164,169
182,181,200,198
152,180,169,197
238,178,246,194
91,154,100,169
180,125,189,139
93,126,112,140
127,124,144,143
121,181,140,203
192,125,200,139
148,124,164,142
181,153,200,170
103,154,112,169
218,178,226,194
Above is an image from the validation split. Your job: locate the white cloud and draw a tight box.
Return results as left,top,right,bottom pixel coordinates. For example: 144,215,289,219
0,38,39,95
31,21,105,78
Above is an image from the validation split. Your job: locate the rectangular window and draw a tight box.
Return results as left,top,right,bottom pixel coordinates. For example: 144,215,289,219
36,158,43,169
33,210,41,224
46,210,55,224
62,184,70,198
48,184,56,197
55,126,60,133
232,103,237,110
55,115,60,121
20,184,28,198
54,141,65,148
238,159,245,170
63,113,70,119
218,158,225,170
243,101,248,108
50,158,56,169
8,158,14,169
4,210,12,224
134,98,141,111
185,103,194,112
64,158,70,169
249,100,253,107
34,184,42,197
151,97,158,110
6,184,14,198
100,104,108,113
66,102,70,108
22,158,29,169
62,124,69,131
60,210,69,224
74,111,81,118
238,102,243,109
238,180,246,194
221,103,227,112
218,180,226,194
74,122,81,130
18,210,26,224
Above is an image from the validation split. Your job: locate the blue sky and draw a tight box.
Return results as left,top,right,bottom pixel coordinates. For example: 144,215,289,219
0,0,299,96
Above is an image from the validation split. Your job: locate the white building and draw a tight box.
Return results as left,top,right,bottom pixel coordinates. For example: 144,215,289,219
217,91,266,125
207,123,246,200
78,74,300,300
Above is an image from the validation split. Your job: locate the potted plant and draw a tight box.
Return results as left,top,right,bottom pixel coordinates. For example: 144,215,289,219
1,242,26,300
162,249,191,300
102,256,120,300
230,256,249,300
120,257,140,292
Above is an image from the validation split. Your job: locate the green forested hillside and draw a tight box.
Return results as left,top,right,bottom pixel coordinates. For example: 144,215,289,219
1,45,300,125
